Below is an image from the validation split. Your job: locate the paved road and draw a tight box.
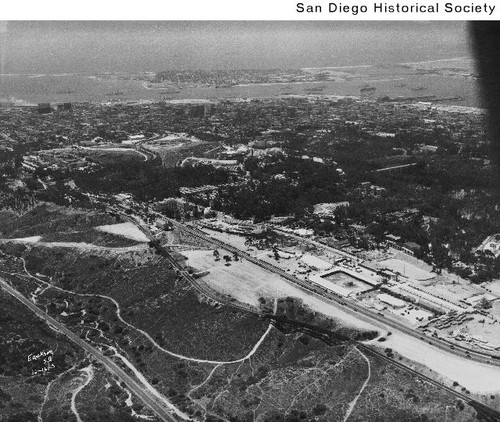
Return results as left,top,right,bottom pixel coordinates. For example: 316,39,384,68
164,217,500,367
0,277,179,422
120,212,500,421
357,344,500,422
119,213,255,314
136,138,161,163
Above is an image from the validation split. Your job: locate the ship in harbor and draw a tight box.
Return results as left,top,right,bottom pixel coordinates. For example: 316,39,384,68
360,84,376,95
304,85,326,94
56,88,76,94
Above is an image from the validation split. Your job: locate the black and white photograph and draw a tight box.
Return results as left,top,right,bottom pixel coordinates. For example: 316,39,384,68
1,19,500,422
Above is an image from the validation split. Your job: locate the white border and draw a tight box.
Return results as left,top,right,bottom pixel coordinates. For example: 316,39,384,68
2,0,499,20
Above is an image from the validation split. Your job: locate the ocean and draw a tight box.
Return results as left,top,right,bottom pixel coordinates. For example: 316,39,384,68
0,21,478,105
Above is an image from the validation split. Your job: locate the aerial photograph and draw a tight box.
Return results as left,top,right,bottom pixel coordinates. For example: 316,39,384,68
1,20,500,422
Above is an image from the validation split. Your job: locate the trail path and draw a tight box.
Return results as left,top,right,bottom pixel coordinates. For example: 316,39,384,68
342,347,371,422
38,364,77,422
19,257,275,365
70,365,94,422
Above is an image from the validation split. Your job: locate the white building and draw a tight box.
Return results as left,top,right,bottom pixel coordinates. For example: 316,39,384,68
313,202,350,217
300,254,332,271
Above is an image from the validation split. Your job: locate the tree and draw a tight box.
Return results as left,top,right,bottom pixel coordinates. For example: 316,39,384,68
476,297,492,310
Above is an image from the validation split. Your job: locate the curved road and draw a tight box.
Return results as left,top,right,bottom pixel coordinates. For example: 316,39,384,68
165,218,500,367
122,212,500,421
0,277,179,422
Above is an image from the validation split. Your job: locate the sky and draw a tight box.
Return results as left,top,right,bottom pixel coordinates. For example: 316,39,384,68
0,21,471,74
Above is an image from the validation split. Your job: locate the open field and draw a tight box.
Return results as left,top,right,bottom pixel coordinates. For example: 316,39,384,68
487,281,500,297
0,204,118,239
183,249,379,330
183,249,302,308
182,248,386,334
181,245,500,394
149,142,212,168
376,258,435,281
96,222,150,242
79,147,149,164
0,237,492,421
0,206,152,270
421,277,481,301
1,206,499,420
13,240,270,362
2,237,147,253
32,230,141,248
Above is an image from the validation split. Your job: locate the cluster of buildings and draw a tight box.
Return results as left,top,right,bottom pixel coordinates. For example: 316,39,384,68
180,157,242,173
476,234,500,258
151,68,330,88
22,149,96,173
1,92,496,285
1,91,487,168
